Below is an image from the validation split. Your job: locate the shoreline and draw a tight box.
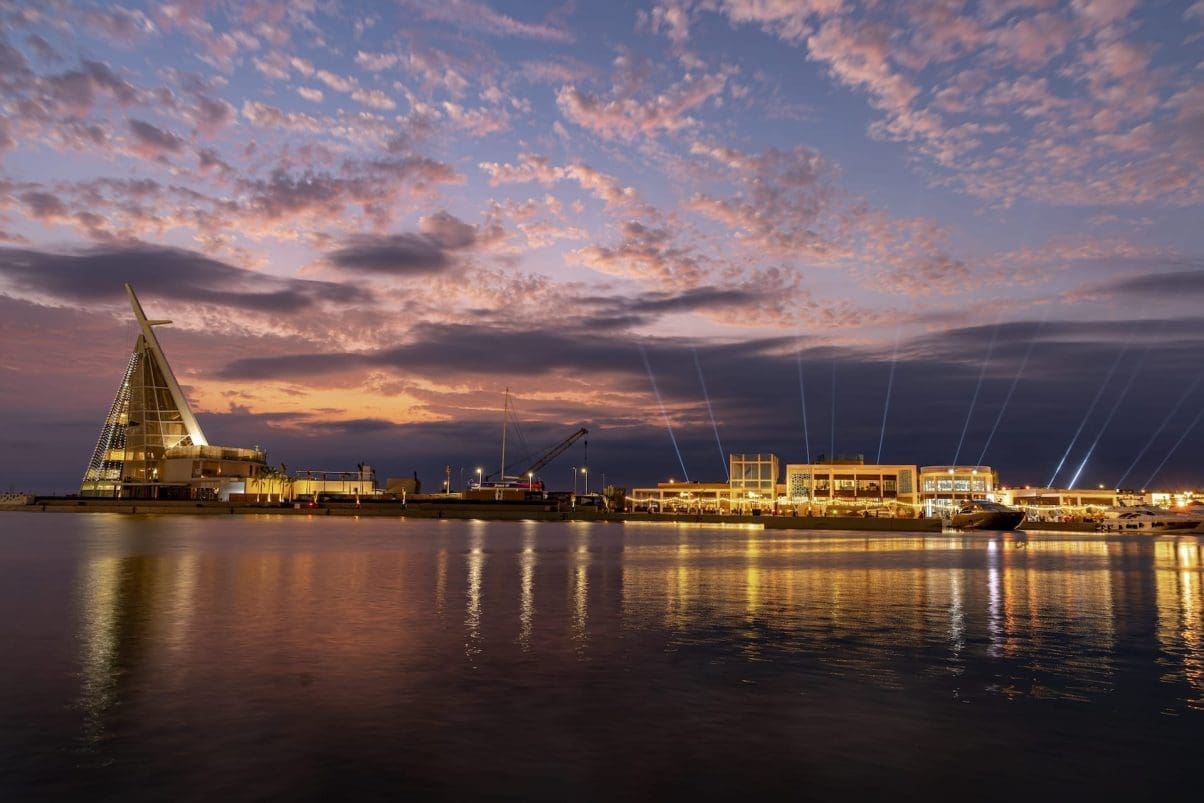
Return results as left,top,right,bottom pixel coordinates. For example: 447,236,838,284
0,498,1104,533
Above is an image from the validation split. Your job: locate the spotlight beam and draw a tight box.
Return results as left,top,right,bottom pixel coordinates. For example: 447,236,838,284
830,359,836,459
877,329,900,465
1066,336,1155,489
639,345,689,482
692,348,727,481
977,317,1046,467
1143,404,1204,490
953,319,1001,466
1047,323,1140,487
796,341,811,464
1115,368,1204,489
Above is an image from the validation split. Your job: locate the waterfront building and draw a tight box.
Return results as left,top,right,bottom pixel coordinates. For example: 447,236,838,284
918,465,998,516
1000,487,1146,521
628,480,732,513
80,285,267,500
288,466,379,499
782,458,919,516
729,453,779,514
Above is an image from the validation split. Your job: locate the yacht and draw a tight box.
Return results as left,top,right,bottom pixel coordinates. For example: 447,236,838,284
949,500,1026,531
1097,509,1197,533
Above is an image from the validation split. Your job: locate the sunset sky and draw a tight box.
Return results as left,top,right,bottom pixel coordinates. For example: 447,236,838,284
1,0,1202,494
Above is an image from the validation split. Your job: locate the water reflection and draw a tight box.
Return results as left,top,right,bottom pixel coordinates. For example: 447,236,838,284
63,519,1204,771
77,553,121,751
572,528,589,653
1156,538,1204,709
465,526,485,663
519,523,536,652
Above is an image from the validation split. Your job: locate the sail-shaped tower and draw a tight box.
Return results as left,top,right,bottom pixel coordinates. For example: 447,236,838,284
81,285,264,499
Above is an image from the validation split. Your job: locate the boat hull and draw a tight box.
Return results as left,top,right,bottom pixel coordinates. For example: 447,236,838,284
950,510,1026,531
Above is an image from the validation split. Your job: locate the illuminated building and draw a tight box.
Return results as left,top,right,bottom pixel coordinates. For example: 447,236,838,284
729,453,779,514
628,480,733,514
783,457,918,515
80,285,267,500
918,465,997,516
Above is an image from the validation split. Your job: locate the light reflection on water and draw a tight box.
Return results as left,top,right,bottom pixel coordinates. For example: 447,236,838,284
1,513,1203,799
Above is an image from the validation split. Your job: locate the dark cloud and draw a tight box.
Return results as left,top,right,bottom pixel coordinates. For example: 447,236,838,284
623,287,766,314
19,191,68,219
1092,268,1204,299
0,244,371,313
127,118,185,154
206,315,1204,492
326,234,449,275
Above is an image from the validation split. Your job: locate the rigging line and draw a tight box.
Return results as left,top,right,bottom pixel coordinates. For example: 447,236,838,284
505,393,533,473
692,348,728,481
976,314,1047,467
952,318,1001,467
877,328,901,465
1046,318,1142,487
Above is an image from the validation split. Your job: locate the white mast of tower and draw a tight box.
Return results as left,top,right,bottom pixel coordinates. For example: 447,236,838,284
124,283,209,446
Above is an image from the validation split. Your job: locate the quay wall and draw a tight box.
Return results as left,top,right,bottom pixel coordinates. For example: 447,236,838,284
1,499,1108,534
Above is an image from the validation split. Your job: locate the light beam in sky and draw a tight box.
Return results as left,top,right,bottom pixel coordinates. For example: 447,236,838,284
1143,405,1204,490
1066,333,1156,489
639,345,689,482
977,317,1046,468
1115,369,1204,489
693,348,727,481
1047,321,1140,488
796,342,811,465
952,319,1001,467
829,359,836,459
877,329,900,465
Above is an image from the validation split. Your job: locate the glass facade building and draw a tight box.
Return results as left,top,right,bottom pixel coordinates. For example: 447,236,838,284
729,453,779,513
80,285,264,500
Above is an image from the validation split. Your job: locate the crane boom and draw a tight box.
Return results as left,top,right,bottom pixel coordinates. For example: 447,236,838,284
522,427,588,476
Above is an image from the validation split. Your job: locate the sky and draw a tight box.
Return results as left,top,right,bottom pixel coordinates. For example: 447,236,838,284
1,0,1202,495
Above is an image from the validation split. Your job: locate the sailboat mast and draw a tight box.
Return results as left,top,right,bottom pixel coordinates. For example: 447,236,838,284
499,387,508,480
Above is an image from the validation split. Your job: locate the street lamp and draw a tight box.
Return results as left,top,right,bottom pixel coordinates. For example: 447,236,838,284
571,466,577,495
475,467,482,488
582,466,588,495
528,471,534,489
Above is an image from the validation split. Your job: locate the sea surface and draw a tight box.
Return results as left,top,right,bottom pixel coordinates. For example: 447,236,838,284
1,513,1202,800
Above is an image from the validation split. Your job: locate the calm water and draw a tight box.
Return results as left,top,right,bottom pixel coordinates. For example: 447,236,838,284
1,513,1202,800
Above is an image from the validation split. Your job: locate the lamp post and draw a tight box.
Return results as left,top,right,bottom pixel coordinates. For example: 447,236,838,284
475,467,482,488
528,471,534,490
571,466,577,495
582,466,588,495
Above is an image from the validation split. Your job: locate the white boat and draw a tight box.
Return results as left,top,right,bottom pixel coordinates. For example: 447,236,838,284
1097,509,1197,533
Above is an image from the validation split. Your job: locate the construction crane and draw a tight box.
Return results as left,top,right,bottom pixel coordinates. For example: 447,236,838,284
522,427,588,477
485,427,588,483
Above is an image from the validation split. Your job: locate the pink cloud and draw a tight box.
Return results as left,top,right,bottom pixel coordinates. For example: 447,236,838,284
396,0,574,43
556,70,729,140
